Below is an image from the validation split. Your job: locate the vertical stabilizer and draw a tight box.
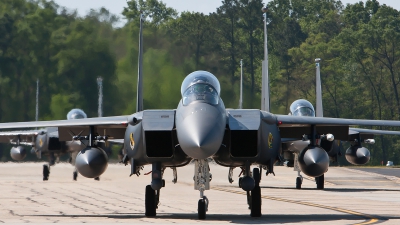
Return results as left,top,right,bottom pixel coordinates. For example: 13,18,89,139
239,59,243,109
261,11,270,112
97,77,103,117
136,14,144,112
315,58,323,117
35,79,39,121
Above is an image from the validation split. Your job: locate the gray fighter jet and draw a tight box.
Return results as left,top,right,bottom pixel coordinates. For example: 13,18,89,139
3,16,400,219
280,59,400,189
0,108,94,180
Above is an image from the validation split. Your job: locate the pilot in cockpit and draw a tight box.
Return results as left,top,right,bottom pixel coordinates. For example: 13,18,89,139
288,99,315,117
182,73,219,106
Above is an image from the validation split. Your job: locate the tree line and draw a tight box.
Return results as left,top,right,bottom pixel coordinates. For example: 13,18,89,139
0,0,399,165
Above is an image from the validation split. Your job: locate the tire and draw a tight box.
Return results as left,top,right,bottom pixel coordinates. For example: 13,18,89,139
250,186,262,217
73,171,78,181
145,185,156,217
253,168,260,186
198,199,206,220
296,177,302,189
43,164,49,181
316,175,324,189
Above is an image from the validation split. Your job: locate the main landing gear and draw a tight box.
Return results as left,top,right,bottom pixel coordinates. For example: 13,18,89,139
315,174,324,189
296,171,303,189
43,164,50,181
249,168,262,217
145,162,164,217
238,163,262,217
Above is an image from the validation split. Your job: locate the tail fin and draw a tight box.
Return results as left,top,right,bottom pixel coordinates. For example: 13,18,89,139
315,58,323,117
136,14,144,112
261,12,270,112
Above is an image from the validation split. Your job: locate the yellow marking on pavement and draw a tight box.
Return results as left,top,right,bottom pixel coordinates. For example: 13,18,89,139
212,186,379,225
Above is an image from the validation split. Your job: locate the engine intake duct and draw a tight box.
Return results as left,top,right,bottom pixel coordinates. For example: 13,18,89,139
48,137,61,150
230,130,258,157
145,131,173,158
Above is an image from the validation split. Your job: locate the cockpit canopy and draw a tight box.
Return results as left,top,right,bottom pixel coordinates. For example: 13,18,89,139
289,99,315,117
67,109,87,120
181,71,220,106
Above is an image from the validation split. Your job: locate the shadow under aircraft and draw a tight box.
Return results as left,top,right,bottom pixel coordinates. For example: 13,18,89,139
1,15,400,220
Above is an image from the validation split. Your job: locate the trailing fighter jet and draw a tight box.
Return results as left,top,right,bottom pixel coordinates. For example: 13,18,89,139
0,108,103,181
280,58,400,189
2,16,400,220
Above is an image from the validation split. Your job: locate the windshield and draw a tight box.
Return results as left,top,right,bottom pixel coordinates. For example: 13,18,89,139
182,83,219,106
292,107,315,117
289,99,315,117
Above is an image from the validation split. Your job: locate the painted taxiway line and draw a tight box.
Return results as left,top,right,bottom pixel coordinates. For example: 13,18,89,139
212,186,380,225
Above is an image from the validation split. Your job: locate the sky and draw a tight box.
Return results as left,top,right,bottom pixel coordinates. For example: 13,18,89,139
53,0,400,25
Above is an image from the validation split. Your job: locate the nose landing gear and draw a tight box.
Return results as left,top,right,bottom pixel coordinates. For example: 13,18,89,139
194,159,210,219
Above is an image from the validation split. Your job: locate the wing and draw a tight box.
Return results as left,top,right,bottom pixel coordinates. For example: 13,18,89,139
0,129,44,145
272,114,400,140
0,116,130,141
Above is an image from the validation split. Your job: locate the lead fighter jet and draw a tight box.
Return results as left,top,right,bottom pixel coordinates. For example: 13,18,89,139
2,17,400,220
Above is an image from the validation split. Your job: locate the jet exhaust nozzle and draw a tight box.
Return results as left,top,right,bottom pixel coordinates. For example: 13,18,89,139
298,146,329,177
10,146,27,161
345,145,370,165
75,147,108,178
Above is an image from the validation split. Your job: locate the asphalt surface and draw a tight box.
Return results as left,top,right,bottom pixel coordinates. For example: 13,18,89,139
351,167,400,178
0,162,399,224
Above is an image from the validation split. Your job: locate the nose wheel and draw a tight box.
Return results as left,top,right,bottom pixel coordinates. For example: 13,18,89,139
198,196,208,219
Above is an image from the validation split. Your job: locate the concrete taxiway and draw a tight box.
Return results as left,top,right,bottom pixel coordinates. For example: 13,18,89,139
0,162,399,224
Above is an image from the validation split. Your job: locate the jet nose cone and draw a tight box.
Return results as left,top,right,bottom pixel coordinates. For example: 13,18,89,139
299,146,329,177
176,104,226,159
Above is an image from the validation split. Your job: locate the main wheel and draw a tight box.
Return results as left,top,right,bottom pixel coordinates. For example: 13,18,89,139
316,174,324,189
94,177,100,181
73,171,78,181
198,199,206,219
296,177,302,189
250,186,262,217
43,164,50,181
145,185,156,217
253,168,260,186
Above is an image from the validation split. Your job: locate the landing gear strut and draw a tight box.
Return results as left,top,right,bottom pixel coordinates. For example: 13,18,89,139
43,164,50,181
315,174,324,189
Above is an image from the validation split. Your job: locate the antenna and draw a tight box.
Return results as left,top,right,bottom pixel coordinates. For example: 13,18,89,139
315,58,323,117
97,77,103,117
239,59,243,109
261,6,270,112
136,13,144,112
35,79,39,121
